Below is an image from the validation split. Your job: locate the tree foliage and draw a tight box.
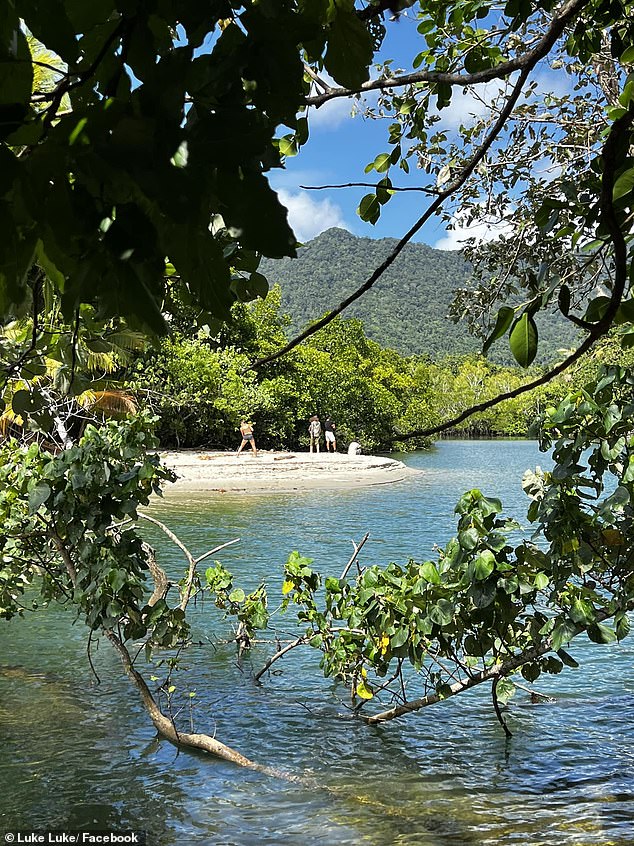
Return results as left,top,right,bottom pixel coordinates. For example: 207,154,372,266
136,294,556,450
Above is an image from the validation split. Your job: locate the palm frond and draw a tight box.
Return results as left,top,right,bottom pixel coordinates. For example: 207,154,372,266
103,329,148,353
78,390,137,416
85,351,119,374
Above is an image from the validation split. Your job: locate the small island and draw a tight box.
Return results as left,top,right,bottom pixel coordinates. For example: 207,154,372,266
158,450,420,492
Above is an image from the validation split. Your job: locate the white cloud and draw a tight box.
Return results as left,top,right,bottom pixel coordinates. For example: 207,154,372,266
278,189,350,241
306,72,377,130
433,79,510,130
434,207,515,251
308,97,356,130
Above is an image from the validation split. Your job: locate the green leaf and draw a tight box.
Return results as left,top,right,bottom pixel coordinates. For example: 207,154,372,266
218,169,296,259
420,561,441,584
473,550,495,580
569,599,595,625
28,482,51,514
520,662,541,682
355,679,374,700
584,296,611,323
509,313,538,367
0,144,17,197
279,135,298,157
64,0,112,31
229,588,245,603
533,572,549,590
458,527,479,551
12,389,45,416
390,628,409,648
483,306,514,355
613,166,634,200
542,656,563,674
614,298,634,324
620,45,634,64
616,614,631,642
372,153,391,173
495,677,516,705
429,599,454,626
551,619,577,651
558,285,571,316
556,648,579,668
357,193,380,224
163,224,233,320
0,22,32,139
21,0,80,63
233,271,269,302
480,495,503,516
587,622,617,644
324,6,373,90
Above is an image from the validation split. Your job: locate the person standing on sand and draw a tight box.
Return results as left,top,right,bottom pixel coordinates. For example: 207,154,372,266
324,416,337,452
308,415,321,453
237,420,257,455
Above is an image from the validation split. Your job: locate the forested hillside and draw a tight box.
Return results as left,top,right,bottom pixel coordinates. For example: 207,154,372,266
261,228,578,362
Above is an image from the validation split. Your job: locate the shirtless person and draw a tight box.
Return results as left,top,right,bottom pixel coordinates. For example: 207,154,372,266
237,420,257,455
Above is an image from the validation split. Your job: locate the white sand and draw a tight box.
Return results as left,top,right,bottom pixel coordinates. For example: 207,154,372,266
156,449,420,493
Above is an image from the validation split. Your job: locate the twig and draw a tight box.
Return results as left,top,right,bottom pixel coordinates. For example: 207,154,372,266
363,604,620,724
309,0,591,107
195,538,241,565
340,533,370,579
492,677,513,738
392,103,634,440
300,182,434,193
513,681,556,701
253,635,308,682
87,628,101,684
136,512,196,611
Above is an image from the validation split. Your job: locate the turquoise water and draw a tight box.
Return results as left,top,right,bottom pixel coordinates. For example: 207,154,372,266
1,441,633,845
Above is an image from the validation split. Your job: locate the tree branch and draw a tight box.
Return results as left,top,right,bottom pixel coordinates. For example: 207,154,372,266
364,599,626,725
41,17,127,135
103,628,298,775
492,677,513,738
306,0,590,107
137,512,239,612
300,182,434,193
252,0,593,373
341,533,370,579
253,635,308,682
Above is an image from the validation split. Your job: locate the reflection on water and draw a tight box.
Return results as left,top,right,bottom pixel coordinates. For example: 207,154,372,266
1,441,633,845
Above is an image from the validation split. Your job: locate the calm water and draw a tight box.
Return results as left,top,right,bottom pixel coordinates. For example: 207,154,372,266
1,441,633,845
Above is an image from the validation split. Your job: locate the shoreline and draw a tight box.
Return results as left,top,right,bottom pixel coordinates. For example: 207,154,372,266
156,449,420,493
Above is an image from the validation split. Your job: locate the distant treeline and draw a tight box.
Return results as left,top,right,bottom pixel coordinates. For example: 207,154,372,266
132,289,583,452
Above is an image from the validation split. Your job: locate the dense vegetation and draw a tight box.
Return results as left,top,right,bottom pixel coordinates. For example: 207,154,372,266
134,288,567,451
261,228,580,362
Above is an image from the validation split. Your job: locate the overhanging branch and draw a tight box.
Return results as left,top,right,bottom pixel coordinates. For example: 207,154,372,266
306,0,590,107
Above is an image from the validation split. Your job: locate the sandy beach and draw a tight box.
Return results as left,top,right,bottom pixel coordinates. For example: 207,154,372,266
157,449,420,493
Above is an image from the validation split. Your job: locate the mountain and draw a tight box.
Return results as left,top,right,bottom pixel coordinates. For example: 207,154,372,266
260,227,578,362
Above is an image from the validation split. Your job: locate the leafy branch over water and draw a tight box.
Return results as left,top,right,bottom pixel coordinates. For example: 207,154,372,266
214,365,634,730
